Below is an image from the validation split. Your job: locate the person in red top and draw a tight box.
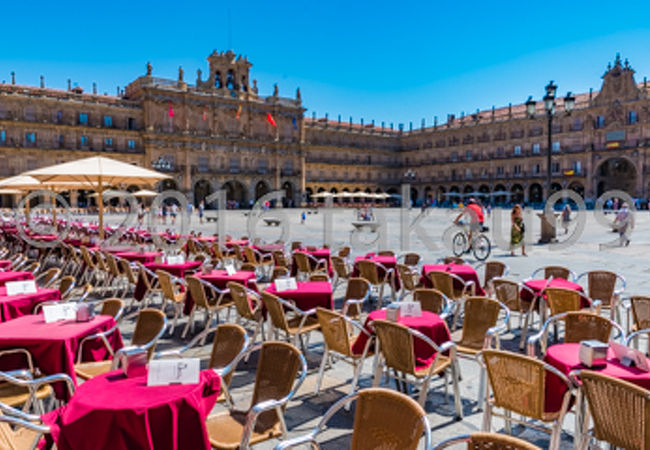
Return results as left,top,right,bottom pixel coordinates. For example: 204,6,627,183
454,198,485,251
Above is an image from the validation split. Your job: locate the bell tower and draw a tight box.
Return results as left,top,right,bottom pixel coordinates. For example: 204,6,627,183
196,50,252,95
593,54,641,106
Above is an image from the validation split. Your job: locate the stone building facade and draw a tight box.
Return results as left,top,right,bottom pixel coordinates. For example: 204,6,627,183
0,52,648,207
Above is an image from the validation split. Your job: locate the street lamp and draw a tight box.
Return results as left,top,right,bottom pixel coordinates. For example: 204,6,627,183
526,81,575,195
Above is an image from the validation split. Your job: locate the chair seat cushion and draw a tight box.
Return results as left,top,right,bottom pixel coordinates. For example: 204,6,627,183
206,410,283,450
74,360,113,380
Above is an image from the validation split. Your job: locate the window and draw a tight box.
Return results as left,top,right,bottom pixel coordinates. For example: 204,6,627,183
104,138,113,148
55,110,63,123
595,115,605,129
127,117,135,130
628,111,638,125
103,116,113,128
25,132,36,146
552,141,561,152
80,136,89,147
229,158,239,172
514,145,522,156
532,143,541,154
197,156,209,172
258,159,268,173
0,130,5,143
572,118,583,131
573,161,582,174
465,150,472,161
513,165,521,174
497,146,505,157
465,168,472,178
496,166,504,175
79,113,88,125
58,134,64,147
127,139,136,149
533,164,540,174
24,107,35,121
552,162,560,173
451,152,458,162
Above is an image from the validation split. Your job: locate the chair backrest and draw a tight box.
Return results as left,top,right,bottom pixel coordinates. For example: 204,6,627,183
293,252,312,274
243,247,258,264
331,256,349,279
459,297,501,350
338,246,350,258
209,323,247,386
240,262,257,272
443,256,464,265
132,308,166,357
357,260,380,285
344,278,370,318
119,259,138,284
100,298,124,319
272,250,288,268
544,265,571,280
105,253,122,277
579,370,650,450
316,307,352,357
377,250,394,256
402,253,420,267
484,261,506,287
135,262,154,290
251,342,303,424
185,276,209,308
492,279,521,312
290,241,302,251
230,243,243,261
350,388,428,450
544,287,583,316
413,288,447,315
373,320,415,375
38,268,60,288
427,271,456,299
309,273,329,282
482,350,546,420
80,246,95,268
564,312,613,344
586,270,617,307
397,264,418,291
58,275,76,300
156,270,178,303
24,261,40,275
227,281,256,320
630,296,650,330
261,292,289,332
272,266,289,281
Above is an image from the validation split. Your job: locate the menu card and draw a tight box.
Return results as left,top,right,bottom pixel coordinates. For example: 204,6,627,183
399,301,422,317
225,264,237,276
166,254,185,265
274,277,298,291
610,340,650,372
5,280,37,296
147,358,201,386
43,303,77,323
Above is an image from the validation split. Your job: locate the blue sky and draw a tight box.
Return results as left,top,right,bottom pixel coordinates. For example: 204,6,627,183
3,1,650,126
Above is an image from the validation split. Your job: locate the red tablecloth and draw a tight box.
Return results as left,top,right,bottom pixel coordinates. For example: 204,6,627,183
0,271,34,287
352,254,401,290
144,261,202,278
0,314,123,399
252,243,285,255
224,240,249,248
521,278,584,303
265,281,333,311
544,343,650,413
291,248,333,277
114,251,162,264
0,287,60,322
184,270,257,314
0,260,12,269
351,310,451,369
42,369,221,450
421,263,484,296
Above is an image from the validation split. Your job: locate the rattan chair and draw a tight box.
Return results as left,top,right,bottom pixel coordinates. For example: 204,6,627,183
341,277,371,319
371,319,462,416
34,268,60,289
410,288,453,318
530,265,575,281
97,298,125,322
427,270,475,330
479,349,572,450
314,308,374,398
156,270,186,335
272,249,290,269
133,262,161,309
434,432,542,449
272,266,290,281
331,255,352,290
527,311,624,358
182,275,233,342
57,275,76,301
261,292,320,351
576,270,626,322
205,342,307,450
156,323,249,406
275,388,432,450
396,263,422,300
243,246,274,280
398,252,421,268
292,251,327,281
626,295,650,334
357,259,395,307
227,282,265,346
74,308,167,380
0,402,52,449
492,278,538,349
543,287,600,317
475,261,509,296
574,370,650,450
309,273,330,282
442,256,465,265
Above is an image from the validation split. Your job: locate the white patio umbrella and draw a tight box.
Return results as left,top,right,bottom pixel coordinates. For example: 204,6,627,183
25,156,170,239
312,192,334,199
133,189,159,197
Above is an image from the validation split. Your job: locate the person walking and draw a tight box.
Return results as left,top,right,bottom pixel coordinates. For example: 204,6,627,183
300,210,306,224
615,202,633,246
561,203,571,234
198,200,205,224
510,204,526,256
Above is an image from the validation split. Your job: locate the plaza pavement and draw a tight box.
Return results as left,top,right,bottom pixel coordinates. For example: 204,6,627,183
94,206,650,448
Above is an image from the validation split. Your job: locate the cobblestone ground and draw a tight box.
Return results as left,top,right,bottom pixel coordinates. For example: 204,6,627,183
89,206,650,448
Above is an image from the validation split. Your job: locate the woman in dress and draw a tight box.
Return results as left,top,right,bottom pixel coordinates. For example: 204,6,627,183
510,204,526,256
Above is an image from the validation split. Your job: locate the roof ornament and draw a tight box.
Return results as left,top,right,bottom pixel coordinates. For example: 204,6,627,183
146,62,152,76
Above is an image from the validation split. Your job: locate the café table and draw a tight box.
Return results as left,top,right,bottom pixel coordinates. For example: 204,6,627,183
265,281,334,311
0,271,34,287
351,310,451,367
291,248,333,277
421,263,485,296
0,314,123,400
114,250,162,264
184,269,258,314
144,261,203,278
352,253,401,290
0,286,60,322
42,369,221,450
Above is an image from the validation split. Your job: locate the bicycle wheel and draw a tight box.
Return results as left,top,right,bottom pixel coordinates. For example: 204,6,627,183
452,232,467,257
472,234,491,261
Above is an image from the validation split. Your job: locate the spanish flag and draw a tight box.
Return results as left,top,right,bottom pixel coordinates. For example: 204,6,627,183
266,113,277,127
563,169,574,176
235,104,242,120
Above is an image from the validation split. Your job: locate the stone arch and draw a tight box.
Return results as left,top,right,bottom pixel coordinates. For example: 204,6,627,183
193,179,212,207
330,187,339,204
222,180,247,208
494,184,507,205
437,186,446,203
511,183,524,204
567,181,585,198
254,180,270,201
529,183,543,204
449,185,461,203
305,187,313,203
551,182,563,195
410,187,419,206
595,156,638,196
423,186,433,204
159,179,178,192
282,181,295,207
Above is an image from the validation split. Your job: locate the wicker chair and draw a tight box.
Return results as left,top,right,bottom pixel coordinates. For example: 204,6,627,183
427,270,475,330
292,251,327,281
434,432,541,449
74,308,167,380
34,268,60,289
309,273,330,282
104,252,128,298
357,259,395,307
331,255,352,290
574,370,650,450
492,278,538,350
156,270,186,335
133,262,161,309
272,249,290,269
314,308,374,398
543,287,600,318
98,298,125,322
182,275,233,342
272,266,290,281
530,265,575,281
627,295,650,333
243,246,274,280
527,311,624,358
57,275,76,301
479,350,572,450
475,261,509,296
275,388,432,450
442,256,465,265
205,342,307,450
261,292,320,352
118,258,138,298
227,282,265,345
576,270,625,321
396,263,422,300
410,288,453,318
337,246,350,258
398,252,421,268
156,323,249,407
0,402,53,449
341,277,371,319
371,319,462,416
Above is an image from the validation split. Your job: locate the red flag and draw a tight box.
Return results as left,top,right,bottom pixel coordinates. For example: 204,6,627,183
266,112,277,127
202,106,207,121
235,104,242,120
168,102,174,118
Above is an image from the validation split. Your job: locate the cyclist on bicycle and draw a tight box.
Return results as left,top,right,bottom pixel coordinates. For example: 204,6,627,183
453,198,485,251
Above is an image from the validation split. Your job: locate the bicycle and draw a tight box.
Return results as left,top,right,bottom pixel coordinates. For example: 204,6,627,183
451,222,491,261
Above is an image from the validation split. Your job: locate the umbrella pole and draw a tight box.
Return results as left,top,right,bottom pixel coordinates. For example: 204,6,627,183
98,177,104,241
